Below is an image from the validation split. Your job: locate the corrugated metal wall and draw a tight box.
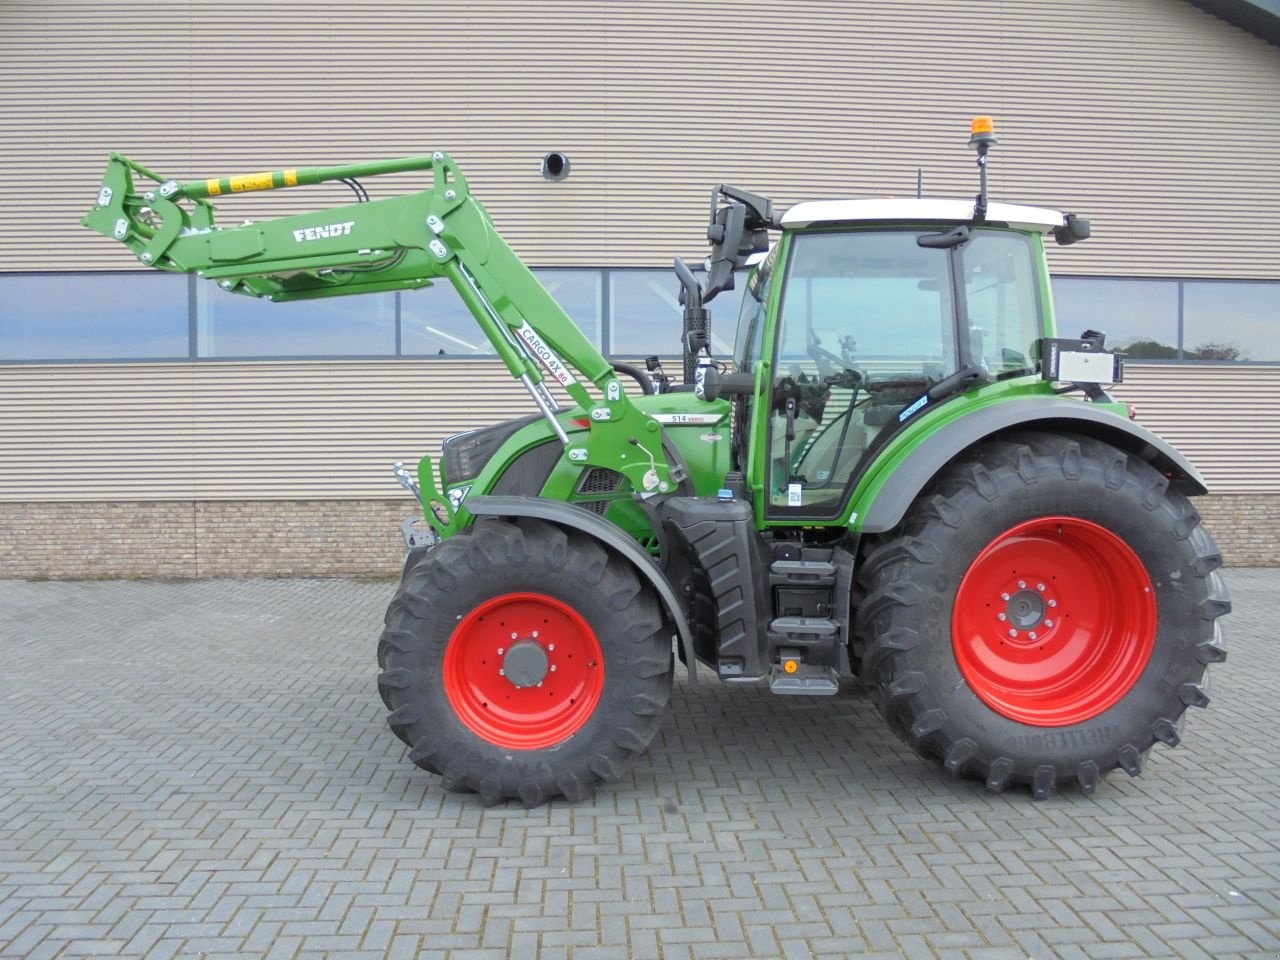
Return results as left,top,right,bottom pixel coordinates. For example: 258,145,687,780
1,0,1278,276
0,360,1274,501
1,1,1278,509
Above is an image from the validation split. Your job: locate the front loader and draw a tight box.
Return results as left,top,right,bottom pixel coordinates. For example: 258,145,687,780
84,118,1229,806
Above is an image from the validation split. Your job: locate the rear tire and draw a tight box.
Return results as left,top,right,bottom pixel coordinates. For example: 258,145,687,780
378,517,673,806
855,432,1229,798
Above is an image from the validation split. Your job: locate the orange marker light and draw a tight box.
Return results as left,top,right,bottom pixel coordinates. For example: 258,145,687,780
783,659,799,674
971,115,995,136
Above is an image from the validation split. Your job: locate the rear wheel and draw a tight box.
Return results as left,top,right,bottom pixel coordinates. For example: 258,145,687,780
378,517,673,806
856,432,1229,798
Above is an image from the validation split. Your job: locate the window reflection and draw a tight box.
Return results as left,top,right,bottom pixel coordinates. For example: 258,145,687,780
1183,281,1280,362
196,283,395,357
0,273,188,360
1052,277,1179,359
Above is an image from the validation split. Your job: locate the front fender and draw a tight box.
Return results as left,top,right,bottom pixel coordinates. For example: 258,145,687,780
856,396,1209,534
463,495,698,686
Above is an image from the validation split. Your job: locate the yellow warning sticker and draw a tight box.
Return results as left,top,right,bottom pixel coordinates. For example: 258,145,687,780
229,171,275,193
283,169,298,187
206,179,222,196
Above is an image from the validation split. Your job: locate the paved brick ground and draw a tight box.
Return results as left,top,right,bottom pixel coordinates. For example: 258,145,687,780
0,570,1276,960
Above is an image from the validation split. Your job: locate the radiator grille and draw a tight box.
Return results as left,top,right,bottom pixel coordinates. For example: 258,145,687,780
578,468,624,495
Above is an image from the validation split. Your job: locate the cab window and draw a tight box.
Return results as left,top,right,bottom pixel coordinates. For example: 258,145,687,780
963,230,1041,378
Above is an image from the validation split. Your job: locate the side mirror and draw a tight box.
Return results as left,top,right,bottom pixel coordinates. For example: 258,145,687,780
1053,213,1091,246
702,184,776,303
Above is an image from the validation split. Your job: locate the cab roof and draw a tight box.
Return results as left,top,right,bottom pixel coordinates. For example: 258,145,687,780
780,198,1066,233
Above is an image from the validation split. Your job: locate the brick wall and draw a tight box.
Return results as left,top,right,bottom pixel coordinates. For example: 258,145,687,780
1194,495,1280,568
0,493,1273,580
0,500,412,580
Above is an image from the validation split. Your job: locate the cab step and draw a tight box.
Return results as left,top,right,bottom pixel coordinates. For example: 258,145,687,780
769,616,838,644
769,664,840,695
769,559,836,585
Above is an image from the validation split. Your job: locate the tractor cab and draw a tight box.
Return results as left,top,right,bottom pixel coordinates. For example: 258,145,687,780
730,200,1057,519
683,122,1092,528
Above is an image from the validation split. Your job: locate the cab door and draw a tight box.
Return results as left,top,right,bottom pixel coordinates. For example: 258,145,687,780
762,229,958,519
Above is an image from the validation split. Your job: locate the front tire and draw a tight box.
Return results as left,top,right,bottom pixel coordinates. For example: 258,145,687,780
856,432,1229,798
378,517,673,806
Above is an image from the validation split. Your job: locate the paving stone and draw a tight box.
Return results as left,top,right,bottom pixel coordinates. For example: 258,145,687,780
0,570,1277,959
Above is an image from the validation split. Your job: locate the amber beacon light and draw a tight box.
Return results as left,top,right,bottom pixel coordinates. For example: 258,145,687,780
969,115,997,143
968,115,998,221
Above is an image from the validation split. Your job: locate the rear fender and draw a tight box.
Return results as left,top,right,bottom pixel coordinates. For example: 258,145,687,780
857,397,1208,534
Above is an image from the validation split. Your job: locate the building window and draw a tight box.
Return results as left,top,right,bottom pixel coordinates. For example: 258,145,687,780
4,270,1277,365
401,269,602,356
608,269,744,357
538,270,603,350
0,273,188,361
1052,277,1180,359
400,280,488,356
1183,281,1280,362
195,283,395,357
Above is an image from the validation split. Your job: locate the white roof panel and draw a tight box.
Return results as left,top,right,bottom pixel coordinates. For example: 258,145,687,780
780,198,1065,233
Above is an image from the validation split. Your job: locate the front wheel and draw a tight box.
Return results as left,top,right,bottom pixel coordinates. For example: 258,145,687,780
856,433,1229,798
378,517,673,807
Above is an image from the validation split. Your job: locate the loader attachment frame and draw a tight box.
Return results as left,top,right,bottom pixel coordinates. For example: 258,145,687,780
83,152,680,500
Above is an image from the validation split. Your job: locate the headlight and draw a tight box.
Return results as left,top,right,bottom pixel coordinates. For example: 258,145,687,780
441,415,538,485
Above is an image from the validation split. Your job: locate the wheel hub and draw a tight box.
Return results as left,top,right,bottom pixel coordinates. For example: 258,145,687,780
503,639,549,688
1005,588,1047,630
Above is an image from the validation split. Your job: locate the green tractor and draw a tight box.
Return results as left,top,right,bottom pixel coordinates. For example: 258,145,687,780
85,118,1228,806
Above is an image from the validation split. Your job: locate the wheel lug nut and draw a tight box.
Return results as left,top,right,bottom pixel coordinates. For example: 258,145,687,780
1001,592,1010,601
1048,599,1057,608
497,647,504,655
1045,619,1054,627
1009,629,1018,638
1029,631,1038,640
499,668,505,676
550,665,557,672
548,644,555,651
997,613,1007,622
1036,583,1046,592
1017,580,1026,589
536,681,543,687
510,632,518,640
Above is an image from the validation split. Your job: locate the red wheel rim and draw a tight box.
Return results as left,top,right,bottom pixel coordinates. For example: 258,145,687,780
952,516,1157,727
443,592,605,750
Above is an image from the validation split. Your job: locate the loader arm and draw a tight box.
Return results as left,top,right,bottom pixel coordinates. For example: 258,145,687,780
82,152,679,499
